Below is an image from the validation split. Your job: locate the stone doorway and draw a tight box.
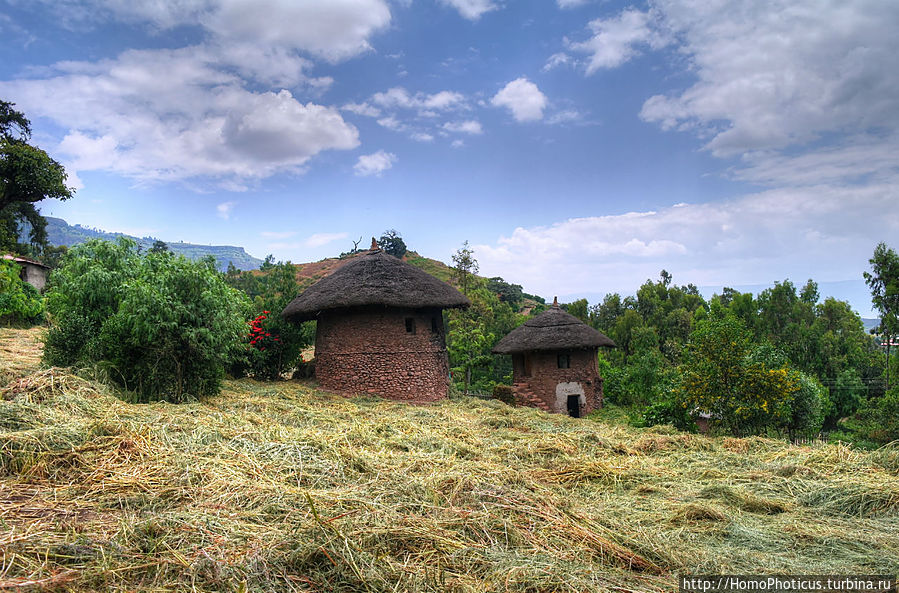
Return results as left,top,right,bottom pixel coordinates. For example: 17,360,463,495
566,395,581,418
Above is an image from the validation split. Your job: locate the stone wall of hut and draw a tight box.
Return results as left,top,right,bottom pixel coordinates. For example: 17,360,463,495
510,348,602,416
314,307,450,401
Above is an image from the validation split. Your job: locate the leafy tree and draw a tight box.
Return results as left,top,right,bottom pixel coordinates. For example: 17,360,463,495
563,298,589,324
447,297,495,394
378,229,407,258
486,276,523,306
44,238,249,402
864,242,899,389
149,239,169,254
451,240,478,296
0,100,74,254
677,314,798,436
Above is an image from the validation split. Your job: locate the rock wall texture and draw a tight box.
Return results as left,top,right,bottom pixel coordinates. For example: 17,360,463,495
314,307,449,401
510,348,603,416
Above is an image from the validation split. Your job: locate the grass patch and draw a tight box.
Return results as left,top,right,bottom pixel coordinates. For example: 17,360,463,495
1,328,898,591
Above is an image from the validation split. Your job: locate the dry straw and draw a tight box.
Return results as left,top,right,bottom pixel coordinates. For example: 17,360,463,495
1,328,898,592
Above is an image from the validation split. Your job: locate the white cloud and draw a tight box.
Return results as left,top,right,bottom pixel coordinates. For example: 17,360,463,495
451,139,465,148
568,8,662,74
442,120,483,134
638,0,899,157
491,77,548,122
546,109,582,125
411,132,435,142
542,52,574,72
217,201,237,219
371,87,466,113
2,50,359,186
439,0,498,20
557,0,590,7
354,150,397,176
304,232,349,248
341,102,381,117
41,0,392,62
475,185,899,303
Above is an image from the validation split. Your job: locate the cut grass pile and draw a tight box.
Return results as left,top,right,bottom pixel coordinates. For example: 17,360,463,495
1,327,898,592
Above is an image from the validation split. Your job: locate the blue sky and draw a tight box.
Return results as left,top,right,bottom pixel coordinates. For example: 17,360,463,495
1,0,897,316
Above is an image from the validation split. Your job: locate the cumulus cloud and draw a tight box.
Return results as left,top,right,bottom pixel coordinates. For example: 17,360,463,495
637,0,899,158
354,150,397,176
439,0,498,20
40,0,392,62
475,185,899,302
567,8,663,74
491,77,548,122
2,49,359,186
442,120,483,134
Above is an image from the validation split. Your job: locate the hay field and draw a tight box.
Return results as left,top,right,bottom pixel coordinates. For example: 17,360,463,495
1,327,898,592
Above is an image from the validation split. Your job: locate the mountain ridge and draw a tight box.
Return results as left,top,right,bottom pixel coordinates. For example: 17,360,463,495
44,216,263,272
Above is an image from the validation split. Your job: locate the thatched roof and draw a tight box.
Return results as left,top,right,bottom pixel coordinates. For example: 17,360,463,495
492,301,615,354
282,246,470,321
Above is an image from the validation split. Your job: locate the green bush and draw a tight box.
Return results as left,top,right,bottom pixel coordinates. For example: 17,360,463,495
0,258,43,324
44,238,249,402
224,260,314,380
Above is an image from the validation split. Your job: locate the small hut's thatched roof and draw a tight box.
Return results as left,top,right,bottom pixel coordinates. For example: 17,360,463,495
492,299,615,354
281,245,470,321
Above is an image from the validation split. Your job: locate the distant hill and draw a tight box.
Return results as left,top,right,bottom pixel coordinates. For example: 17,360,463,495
862,318,881,332
44,217,263,272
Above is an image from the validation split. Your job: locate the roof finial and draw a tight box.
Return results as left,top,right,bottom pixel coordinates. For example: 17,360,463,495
370,237,379,251
552,296,559,308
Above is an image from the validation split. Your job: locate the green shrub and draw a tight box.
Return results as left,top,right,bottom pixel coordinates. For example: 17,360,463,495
0,258,43,324
224,260,314,381
44,239,249,402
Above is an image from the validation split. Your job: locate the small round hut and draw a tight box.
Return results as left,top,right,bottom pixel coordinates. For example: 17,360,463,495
492,298,615,417
281,241,470,401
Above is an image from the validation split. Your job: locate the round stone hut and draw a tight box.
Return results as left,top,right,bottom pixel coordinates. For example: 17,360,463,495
281,242,470,401
492,298,615,417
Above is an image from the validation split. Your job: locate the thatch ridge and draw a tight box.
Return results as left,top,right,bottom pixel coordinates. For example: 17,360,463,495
282,249,470,321
492,305,615,353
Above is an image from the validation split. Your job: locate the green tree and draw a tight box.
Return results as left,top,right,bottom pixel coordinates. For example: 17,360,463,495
149,239,169,254
678,315,798,436
451,240,478,296
447,295,494,394
0,100,74,254
378,229,407,258
864,242,899,390
44,238,249,402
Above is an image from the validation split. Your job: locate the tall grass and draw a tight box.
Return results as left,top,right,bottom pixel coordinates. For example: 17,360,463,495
1,328,898,592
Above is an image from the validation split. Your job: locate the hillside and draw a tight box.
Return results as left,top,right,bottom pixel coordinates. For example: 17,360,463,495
1,328,897,592
289,250,455,291
44,217,263,272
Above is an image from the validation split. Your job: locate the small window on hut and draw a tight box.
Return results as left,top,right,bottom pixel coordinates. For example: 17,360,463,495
405,318,416,334
557,354,571,369
431,316,440,333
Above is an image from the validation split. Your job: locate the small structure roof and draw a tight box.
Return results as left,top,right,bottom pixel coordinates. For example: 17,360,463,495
2,254,50,269
281,242,470,321
492,299,615,354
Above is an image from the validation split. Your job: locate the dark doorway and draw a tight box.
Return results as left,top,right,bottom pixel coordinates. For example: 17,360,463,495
567,395,581,418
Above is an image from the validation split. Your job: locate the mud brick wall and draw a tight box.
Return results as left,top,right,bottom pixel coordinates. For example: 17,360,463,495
314,307,450,401
510,348,602,416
